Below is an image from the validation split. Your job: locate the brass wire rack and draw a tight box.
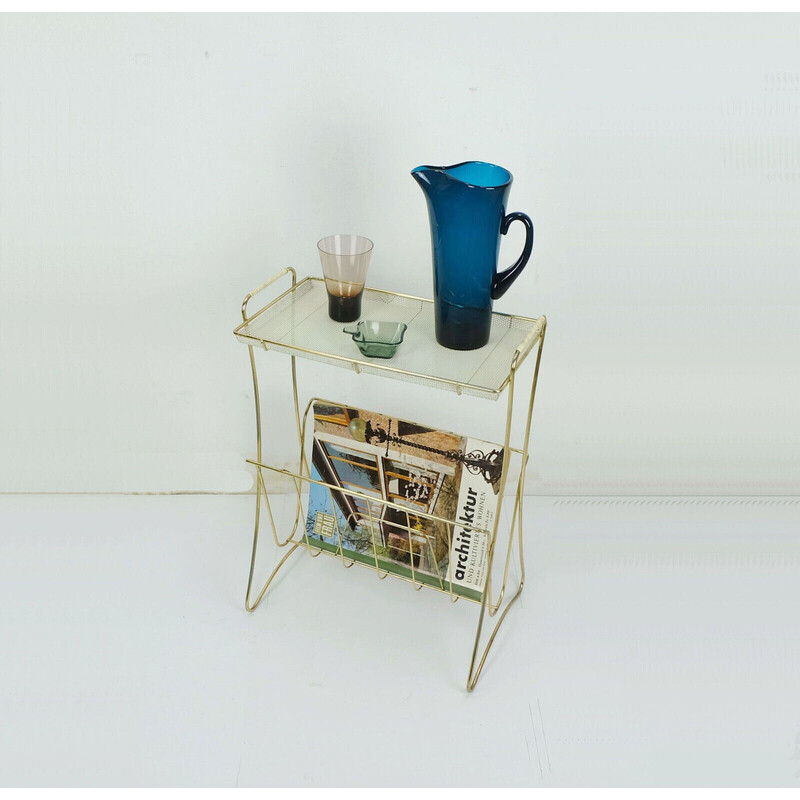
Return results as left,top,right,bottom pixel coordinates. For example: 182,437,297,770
235,268,547,691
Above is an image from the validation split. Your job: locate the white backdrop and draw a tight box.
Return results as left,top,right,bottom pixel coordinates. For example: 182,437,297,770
1,13,797,494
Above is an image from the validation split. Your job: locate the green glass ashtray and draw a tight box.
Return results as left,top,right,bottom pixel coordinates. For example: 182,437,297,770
342,320,408,359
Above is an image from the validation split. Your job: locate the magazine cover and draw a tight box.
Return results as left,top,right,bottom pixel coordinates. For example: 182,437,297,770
304,402,506,600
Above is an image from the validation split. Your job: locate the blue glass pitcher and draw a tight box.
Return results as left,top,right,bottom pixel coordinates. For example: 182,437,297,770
412,161,534,350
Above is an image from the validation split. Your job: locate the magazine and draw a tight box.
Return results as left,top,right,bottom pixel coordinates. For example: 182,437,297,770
304,402,506,600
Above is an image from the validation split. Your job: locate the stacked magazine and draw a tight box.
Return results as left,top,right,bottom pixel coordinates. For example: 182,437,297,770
304,402,506,601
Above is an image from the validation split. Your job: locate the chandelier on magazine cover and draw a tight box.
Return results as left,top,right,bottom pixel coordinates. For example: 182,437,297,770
348,416,504,487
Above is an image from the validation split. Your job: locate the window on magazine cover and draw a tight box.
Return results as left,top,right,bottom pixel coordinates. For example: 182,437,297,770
320,441,444,517
315,438,448,568
321,441,384,524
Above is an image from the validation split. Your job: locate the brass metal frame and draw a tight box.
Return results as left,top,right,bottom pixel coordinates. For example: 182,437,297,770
237,268,546,692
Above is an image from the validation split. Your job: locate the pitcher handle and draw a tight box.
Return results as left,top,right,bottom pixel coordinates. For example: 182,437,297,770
491,212,534,300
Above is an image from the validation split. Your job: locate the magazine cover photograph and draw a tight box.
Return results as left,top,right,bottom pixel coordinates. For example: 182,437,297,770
305,402,506,600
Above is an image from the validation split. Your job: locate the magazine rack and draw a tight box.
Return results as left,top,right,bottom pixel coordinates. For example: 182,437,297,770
234,267,547,691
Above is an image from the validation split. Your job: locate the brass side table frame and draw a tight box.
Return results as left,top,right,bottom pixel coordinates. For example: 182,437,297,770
235,267,547,692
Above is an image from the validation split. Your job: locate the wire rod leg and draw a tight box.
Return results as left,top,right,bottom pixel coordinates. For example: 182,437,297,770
242,268,306,613
466,324,545,691
245,477,304,611
245,536,304,612
466,502,524,691
467,462,529,689
466,581,524,692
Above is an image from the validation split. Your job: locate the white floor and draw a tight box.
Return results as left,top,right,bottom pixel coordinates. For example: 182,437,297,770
1,494,799,787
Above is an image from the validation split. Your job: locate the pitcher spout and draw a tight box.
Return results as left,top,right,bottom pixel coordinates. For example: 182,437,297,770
411,164,453,196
